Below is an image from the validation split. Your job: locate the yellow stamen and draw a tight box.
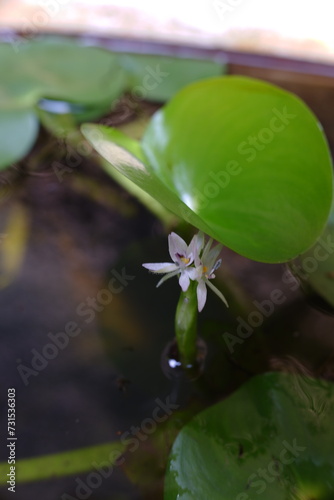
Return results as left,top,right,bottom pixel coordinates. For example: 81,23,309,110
180,257,190,264
203,266,208,273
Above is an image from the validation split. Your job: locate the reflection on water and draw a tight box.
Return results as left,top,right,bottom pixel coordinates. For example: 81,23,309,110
161,338,207,381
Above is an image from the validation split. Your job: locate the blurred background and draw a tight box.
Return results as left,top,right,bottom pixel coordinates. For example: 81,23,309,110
1,0,334,63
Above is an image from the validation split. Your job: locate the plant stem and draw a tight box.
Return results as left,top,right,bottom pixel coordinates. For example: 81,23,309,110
175,281,198,367
0,441,125,484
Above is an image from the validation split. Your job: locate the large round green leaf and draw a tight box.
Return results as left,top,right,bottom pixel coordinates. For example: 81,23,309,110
0,41,126,109
165,372,334,500
142,76,333,262
0,109,39,170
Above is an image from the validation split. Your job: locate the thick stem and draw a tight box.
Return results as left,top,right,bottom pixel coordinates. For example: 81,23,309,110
175,281,198,367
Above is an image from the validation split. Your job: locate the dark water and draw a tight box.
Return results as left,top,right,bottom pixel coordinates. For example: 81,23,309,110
0,156,334,500
0,168,156,499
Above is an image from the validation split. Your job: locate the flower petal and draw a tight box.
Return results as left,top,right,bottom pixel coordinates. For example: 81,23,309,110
193,234,203,266
188,232,204,265
168,232,188,263
142,262,178,273
179,271,190,292
205,279,229,308
188,266,200,281
195,231,205,251
197,280,207,312
201,238,213,263
156,269,180,287
207,245,223,272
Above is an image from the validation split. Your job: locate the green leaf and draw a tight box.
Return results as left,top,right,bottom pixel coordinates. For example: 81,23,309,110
0,441,125,483
0,41,126,109
0,109,39,169
142,76,333,262
118,53,225,102
0,44,31,109
80,124,213,234
36,107,78,138
165,372,334,500
83,77,332,263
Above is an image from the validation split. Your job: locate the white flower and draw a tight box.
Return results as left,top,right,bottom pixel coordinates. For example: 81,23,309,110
193,238,229,312
142,232,204,291
143,231,228,312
